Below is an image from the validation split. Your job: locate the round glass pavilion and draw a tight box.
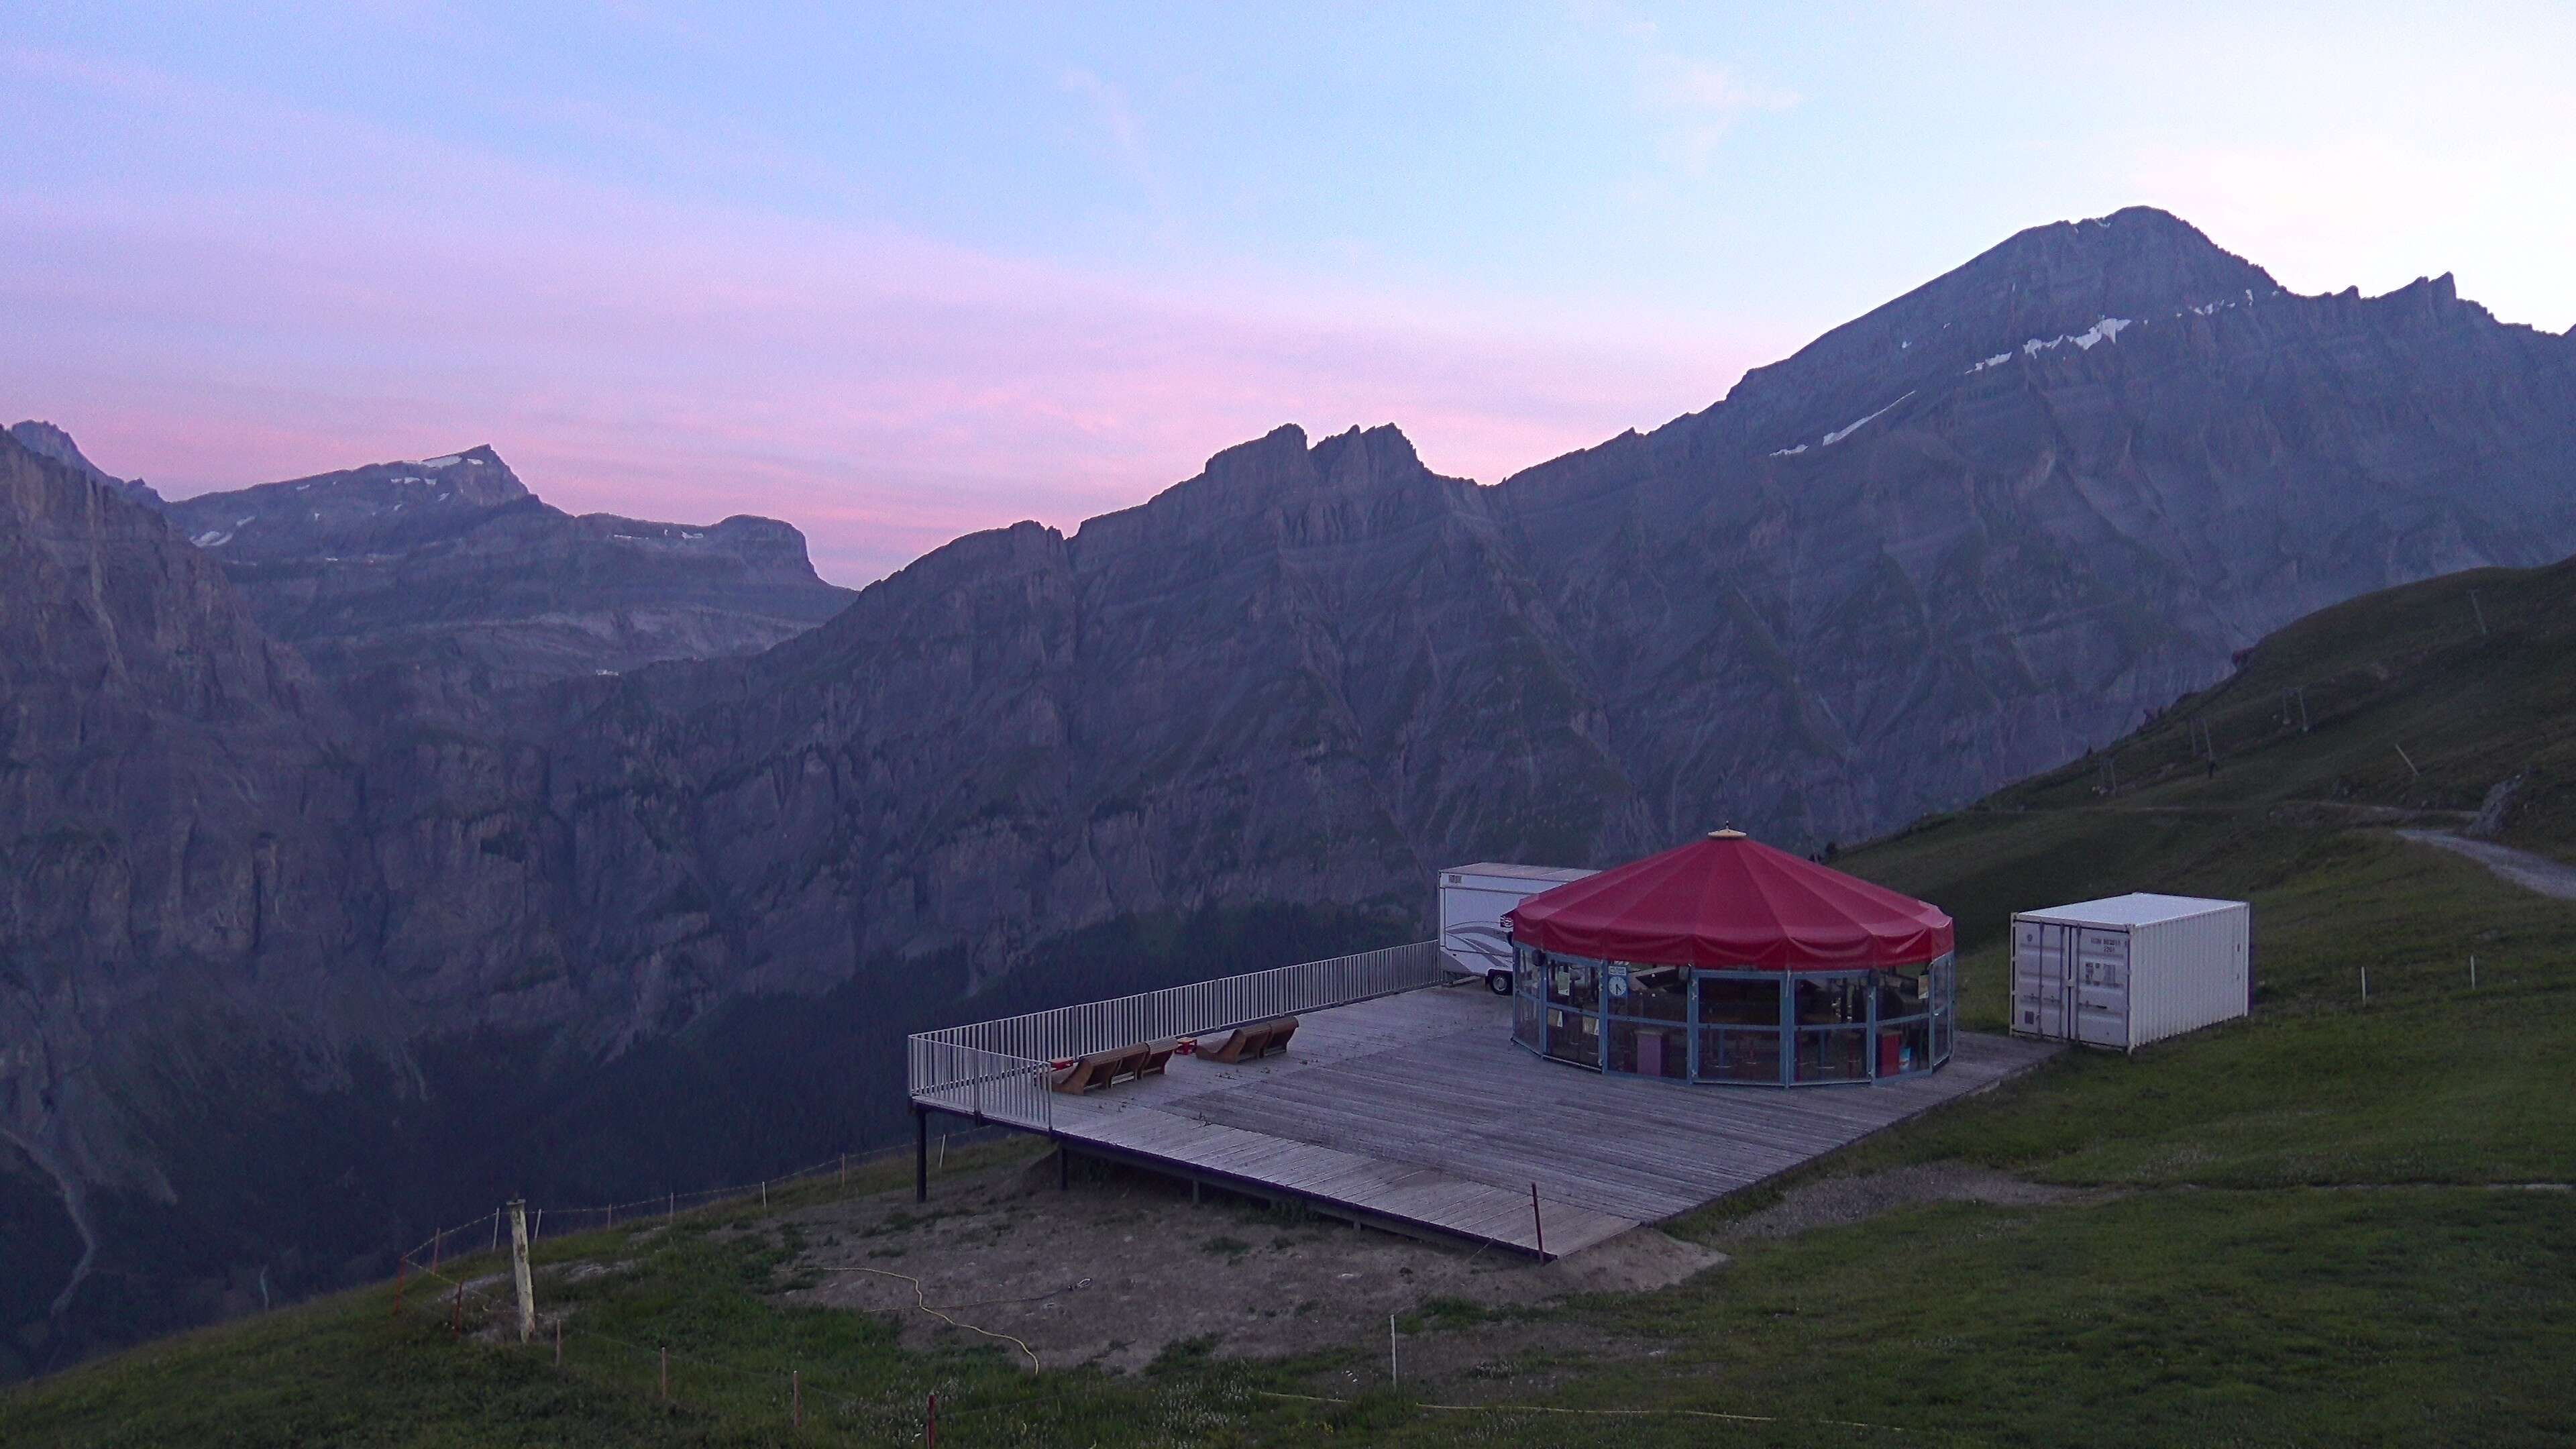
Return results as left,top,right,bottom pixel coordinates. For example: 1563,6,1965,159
1504,830,1957,1087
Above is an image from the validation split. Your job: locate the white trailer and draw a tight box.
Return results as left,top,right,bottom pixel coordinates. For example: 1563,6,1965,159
2010,894,2251,1052
1438,863,1596,994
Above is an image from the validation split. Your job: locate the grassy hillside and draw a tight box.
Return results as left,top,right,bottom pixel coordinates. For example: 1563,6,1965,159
9,559,2576,1446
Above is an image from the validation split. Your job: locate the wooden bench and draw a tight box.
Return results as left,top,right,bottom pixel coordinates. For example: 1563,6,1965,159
1193,1016,1299,1065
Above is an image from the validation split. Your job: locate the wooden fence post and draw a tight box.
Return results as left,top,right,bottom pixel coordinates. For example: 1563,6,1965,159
509,1199,536,1344
1529,1183,1546,1260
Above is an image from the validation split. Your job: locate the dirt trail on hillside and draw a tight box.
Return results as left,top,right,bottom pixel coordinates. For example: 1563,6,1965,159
2396,830,2576,900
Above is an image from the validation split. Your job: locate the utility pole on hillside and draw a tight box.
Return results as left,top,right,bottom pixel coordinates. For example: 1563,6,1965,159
509,1199,535,1343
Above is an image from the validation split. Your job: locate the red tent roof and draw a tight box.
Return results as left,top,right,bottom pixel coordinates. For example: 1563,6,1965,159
1505,830,1953,971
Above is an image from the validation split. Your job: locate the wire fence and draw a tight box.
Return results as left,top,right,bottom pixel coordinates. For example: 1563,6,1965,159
906,940,1447,1130
390,1133,980,1271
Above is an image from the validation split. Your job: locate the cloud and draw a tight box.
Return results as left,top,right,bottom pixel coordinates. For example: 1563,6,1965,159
1058,66,1165,209
1633,50,1799,169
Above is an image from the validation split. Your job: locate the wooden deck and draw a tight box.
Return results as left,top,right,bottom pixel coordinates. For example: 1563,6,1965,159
918,983,2060,1258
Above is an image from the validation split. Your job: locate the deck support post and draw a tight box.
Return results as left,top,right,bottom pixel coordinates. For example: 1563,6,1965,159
914,1106,928,1204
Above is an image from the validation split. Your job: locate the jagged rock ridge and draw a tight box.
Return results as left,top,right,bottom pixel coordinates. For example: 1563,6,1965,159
156,444,855,692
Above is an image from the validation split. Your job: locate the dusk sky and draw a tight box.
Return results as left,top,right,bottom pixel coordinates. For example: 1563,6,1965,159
9,2,2572,583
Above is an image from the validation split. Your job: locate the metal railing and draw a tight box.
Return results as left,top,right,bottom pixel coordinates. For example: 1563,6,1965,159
906,940,1445,1132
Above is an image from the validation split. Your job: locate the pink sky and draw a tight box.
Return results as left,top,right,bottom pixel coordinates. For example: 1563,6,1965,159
5,172,1754,584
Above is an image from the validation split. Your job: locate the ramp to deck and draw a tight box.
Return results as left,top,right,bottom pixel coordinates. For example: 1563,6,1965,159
929,983,2059,1258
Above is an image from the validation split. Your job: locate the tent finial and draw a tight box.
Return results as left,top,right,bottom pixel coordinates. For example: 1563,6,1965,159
1708,824,1746,840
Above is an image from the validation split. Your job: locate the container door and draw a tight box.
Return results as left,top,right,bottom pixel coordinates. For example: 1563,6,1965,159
2011,921,2042,1035
2012,921,2072,1038
2074,929,2131,1047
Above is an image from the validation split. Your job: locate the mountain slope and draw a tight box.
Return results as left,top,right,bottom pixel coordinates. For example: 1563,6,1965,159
0,430,396,1373
1501,207,2576,846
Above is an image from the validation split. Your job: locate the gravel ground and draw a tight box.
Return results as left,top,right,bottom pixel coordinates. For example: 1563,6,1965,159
777,1152,1724,1373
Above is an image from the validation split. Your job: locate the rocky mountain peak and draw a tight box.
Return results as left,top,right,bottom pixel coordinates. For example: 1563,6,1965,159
1307,423,1426,485
1637,207,2290,466
7,420,165,506
1073,421,1461,573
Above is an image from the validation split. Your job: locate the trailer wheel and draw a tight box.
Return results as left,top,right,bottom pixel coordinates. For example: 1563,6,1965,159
1486,970,1513,996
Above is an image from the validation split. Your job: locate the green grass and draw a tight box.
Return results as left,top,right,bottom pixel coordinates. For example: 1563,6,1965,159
1383,1188,2576,1448
13,559,2576,1444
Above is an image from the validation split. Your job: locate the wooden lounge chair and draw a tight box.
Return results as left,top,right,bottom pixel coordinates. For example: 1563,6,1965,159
1050,1043,1169,1093
1053,1047,1132,1093
1137,1042,1177,1077
1194,1016,1299,1065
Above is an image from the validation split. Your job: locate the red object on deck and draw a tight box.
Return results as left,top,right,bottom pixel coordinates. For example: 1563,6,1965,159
1506,829,1952,970
1878,1032,1902,1076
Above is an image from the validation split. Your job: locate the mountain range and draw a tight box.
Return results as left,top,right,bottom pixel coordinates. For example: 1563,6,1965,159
6,205,2574,1375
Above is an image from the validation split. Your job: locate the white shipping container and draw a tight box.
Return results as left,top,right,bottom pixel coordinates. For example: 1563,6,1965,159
2010,894,2251,1052
1438,863,1596,994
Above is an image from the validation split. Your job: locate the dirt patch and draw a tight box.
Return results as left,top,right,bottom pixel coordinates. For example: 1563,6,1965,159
1719,1164,2090,1240
776,1152,1724,1373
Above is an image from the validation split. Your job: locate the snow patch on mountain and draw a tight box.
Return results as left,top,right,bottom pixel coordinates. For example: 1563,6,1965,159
1822,391,1915,447
2021,317,2134,359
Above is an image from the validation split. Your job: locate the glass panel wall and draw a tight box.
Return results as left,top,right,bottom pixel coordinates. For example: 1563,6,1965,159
1618,965,1690,1021
1695,1026,1782,1083
1693,974,1781,1084
1929,951,1955,1067
1507,947,1956,1087
1872,961,1934,1078
1543,955,1602,1068
1796,1027,1870,1081
1608,1019,1689,1079
1512,949,1544,1053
